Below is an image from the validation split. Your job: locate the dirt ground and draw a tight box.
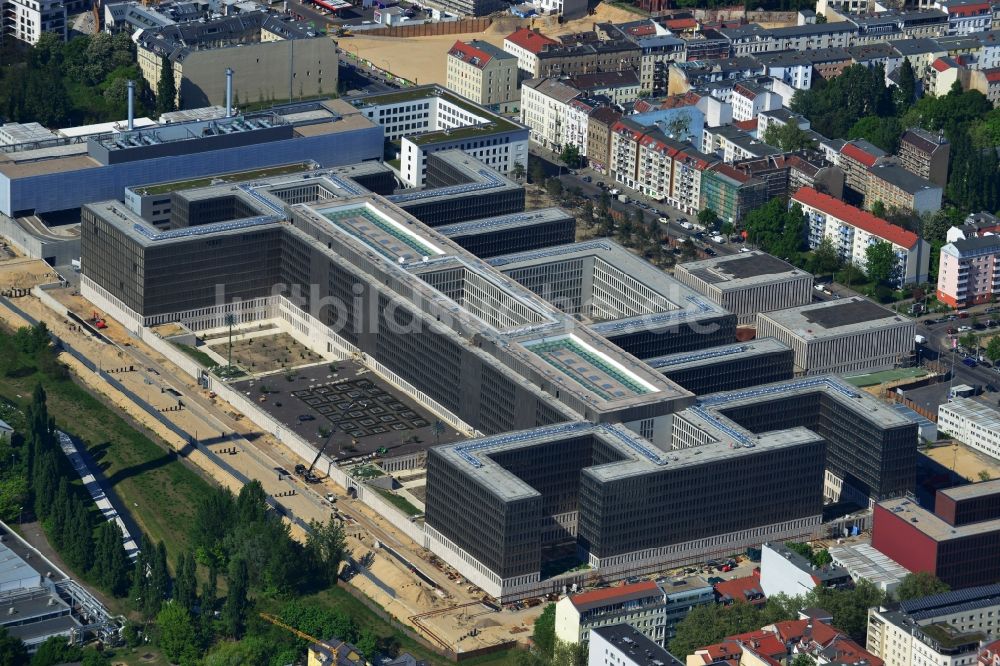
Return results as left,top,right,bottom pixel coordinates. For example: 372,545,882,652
205,331,324,374
343,4,648,87
924,443,1000,482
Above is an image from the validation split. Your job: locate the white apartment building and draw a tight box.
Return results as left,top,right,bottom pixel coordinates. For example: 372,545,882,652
868,585,1000,666
2,0,65,44
563,98,592,157
793,186,930,285
588,625,680,666
938,397,1000,460
731,82,782,122
936,0,993,35
503,27,559,77
445,40,519,112
520,78,581,151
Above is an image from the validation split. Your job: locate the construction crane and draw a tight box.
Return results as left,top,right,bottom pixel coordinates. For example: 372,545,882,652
259,613,346,662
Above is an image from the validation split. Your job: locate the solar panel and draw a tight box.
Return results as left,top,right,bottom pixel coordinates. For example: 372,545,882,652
132,214,281,241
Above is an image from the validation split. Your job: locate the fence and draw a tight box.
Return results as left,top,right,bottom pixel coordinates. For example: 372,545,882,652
359,18,490,37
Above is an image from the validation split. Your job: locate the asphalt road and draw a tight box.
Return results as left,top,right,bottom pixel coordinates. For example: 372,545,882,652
916,313,1000,393
530,148,740,258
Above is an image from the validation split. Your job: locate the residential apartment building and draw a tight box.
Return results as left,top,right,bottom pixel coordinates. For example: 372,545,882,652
794,186,930,284
520,78,581,150
445,41,519,113
135,13,337,109
865,163,943,214
699,163,769,226
938,397,1000,460
589,625,682,666
569,71,641,104
759,542,853,598
731,82,781,122
967,67,1000,106
690,618,881,666
2,0,65,44
839,139,889,196
534,40,643,80
937,234,1000,308
555,579,713,647
587,107,623,173
867,584,1000,666
898,127,951,186
503,28,559,79
873,482,1000,589
936,0,994,34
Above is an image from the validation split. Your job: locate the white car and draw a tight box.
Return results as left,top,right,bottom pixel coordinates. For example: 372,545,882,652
958,325,973,332
739,247,751,253
658,216,670,224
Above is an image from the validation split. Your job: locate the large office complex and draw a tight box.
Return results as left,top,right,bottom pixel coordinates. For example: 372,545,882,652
646,338,795,395
674,251,814,325
867,584,1000,666
135,13,338,109
434,208,576,258
937,398,1000,460
346,86,529,187
756,297,915,376
0,98,382,218
872,481,1000,589
488,241,738,359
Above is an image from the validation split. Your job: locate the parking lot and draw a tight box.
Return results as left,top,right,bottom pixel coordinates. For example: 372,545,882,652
231,361,464,463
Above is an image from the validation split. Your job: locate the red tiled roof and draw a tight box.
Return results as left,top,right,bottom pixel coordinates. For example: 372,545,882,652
985,69,1000,83
734,118,758,131
714,576,766,604
725,630,786,658
841,141,881,167
665,17,697,29
568,580,659,610
504,27,558,54
932,57,955,72
792,186,920,249
448,41,494,69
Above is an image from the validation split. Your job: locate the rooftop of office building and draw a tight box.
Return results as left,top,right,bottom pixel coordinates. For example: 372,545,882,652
488,241,731,334
677,251,809,290
346,85,525,146
0,98,373,180
765,542,852,583
937,477,1000,501
645,338,791,373
434,208,570,237
827,542,910,589
877,497,1000,542
758,297,910,340
685,375,914,449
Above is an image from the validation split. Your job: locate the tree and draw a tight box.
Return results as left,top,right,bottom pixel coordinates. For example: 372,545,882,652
29,636,81,666
980,470,992,481
762,122,816,152
306,517,347,587
511,161,526,181
671,599,798,656
896,572,950,601
0,626,27,666
698,208,721,231
791,655,816,666
810,237,841,276
145,541,171,618
529,158,546,186
895,58,917,109
156,56,177,114
355,629,378,661
545,177,564,200
222,558,249,638
173,552,197,612
156,602,200,665
559,144,582,169
986,337,1000,363
870,200,887,220
552,640,588,666
805,578,885,643
532,603,556,659
865,241,900,287
849,116,903,153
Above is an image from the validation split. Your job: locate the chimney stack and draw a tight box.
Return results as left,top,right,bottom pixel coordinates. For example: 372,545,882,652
127,79,135,131
225,68,234,118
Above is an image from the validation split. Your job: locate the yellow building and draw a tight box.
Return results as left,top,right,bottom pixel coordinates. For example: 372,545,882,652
445,40,520,113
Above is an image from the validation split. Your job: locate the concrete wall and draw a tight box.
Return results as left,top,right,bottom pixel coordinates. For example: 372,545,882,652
0,216,79,266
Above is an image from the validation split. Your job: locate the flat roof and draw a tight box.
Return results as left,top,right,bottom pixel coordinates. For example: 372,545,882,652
435,208,572,237
936,477,1000,501
678,251,808,290
828,542,910,587
523,335,658,400
879,497,1000,542
939,398,1000,432
646,337,791,373
131,162,317,196
318,202,446,263
590,625,683,665
758,297,911,340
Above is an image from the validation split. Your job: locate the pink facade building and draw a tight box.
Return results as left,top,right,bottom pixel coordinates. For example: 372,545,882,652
937,235,1000,308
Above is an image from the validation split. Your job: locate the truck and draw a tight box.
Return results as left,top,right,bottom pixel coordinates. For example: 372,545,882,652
617,194,629,203
915,334,927,345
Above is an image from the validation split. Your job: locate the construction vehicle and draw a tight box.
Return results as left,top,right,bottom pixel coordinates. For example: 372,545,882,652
259,613,357,661
90,311,108,329
302,399,367,482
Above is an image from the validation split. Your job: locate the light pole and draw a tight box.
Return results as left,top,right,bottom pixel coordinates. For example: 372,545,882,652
224,313,236,369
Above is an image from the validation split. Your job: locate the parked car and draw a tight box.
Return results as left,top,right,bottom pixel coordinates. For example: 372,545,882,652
582,175,592,183
704,248,717,256
958,325,973,332
963,357,978,367
298,414,316,422
658,216,670,224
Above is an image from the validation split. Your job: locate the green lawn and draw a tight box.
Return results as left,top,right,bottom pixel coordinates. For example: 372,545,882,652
133,162,315,196
0,329,215,559
372,487,422,517
171,341,218,368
